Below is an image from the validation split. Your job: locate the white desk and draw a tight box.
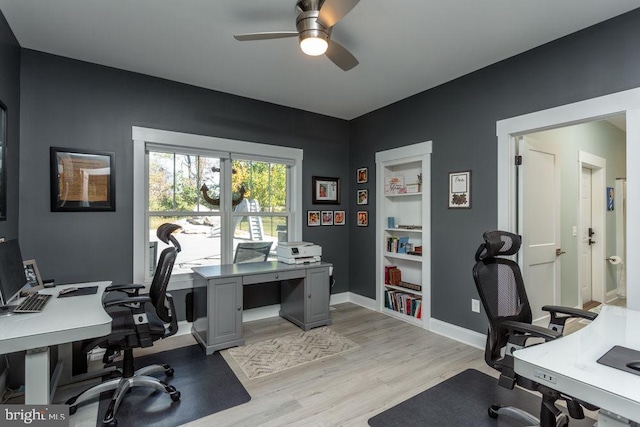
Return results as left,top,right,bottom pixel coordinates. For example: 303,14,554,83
514,305,640,425
0,281,112,404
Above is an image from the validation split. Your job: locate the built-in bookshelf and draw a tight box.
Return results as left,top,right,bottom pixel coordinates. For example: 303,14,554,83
376,142,431,328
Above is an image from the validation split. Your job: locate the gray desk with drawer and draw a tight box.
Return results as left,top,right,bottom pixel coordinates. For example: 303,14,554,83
191,261,332,354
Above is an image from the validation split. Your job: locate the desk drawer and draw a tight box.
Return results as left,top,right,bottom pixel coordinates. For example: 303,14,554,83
243,269,305,285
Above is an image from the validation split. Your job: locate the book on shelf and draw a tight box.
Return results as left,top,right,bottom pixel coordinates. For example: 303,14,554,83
397,236,410,254
389,267,402,285
384,265,396,285
384,289,422,318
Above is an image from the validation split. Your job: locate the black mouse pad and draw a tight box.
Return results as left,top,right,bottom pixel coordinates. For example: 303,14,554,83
597,345,640,376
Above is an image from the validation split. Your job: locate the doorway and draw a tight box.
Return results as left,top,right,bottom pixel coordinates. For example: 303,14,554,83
497,88,638,311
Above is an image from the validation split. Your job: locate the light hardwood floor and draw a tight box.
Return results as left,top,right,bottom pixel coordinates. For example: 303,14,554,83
65,302,495,427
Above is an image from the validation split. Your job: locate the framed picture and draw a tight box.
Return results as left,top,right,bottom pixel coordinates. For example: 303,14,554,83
321,210,334,225
0,100,6,221
357,210,368,227
50,147,116,212
23,259,44,289
357,167,368,183
607,187,614,211
449,170,471,209
312,176,341,204
357,189,368,205
334,210,346,225
307,210,320,226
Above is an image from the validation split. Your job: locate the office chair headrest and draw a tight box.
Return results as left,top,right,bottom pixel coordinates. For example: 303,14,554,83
157,223,182,253
475,230,521,262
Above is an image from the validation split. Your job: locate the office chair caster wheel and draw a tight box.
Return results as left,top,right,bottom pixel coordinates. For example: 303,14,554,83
103,419,117,427
170,390,181,401
488,405,500,419
165,367,174,376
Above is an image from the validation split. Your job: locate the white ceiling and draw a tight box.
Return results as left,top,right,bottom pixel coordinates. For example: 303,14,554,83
1,1,639,120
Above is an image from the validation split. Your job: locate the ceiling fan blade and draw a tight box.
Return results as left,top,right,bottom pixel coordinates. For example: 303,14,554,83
325,40,358,71
233,31,298,41
317,0,360,28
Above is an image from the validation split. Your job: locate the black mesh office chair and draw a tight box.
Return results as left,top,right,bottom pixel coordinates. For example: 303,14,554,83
473,230,598,427
67,223,183,427
233,241,272,263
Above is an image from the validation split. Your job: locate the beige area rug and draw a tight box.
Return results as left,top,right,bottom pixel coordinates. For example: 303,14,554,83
228,327,359,379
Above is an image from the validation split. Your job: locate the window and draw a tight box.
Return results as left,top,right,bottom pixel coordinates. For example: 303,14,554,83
133,127,303,285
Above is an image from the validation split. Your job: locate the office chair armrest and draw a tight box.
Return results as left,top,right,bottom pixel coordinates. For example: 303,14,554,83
103,295,151,309
105,283,145,296
542,305,597,334
501,320,562,343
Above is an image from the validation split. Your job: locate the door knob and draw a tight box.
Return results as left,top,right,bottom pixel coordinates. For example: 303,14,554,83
556,249,566,256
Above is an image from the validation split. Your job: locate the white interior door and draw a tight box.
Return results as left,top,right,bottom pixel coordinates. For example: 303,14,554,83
580,167,593,304
518,136,562,322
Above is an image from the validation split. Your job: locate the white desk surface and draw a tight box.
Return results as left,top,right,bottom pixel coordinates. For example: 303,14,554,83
0,281,112,354
514,305,640,422
192,261,332,280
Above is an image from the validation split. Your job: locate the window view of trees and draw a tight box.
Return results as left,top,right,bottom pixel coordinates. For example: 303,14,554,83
147,151,289,275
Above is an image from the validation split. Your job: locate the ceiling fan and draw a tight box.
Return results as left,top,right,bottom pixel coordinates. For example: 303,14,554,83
233,0,360,71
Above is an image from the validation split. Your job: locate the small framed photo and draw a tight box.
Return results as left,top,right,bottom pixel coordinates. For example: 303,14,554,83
449,170,471,209
334,210,346,225
607,187,614,211
357,167,368,183
357,210,368,227
23,259,44,289
312,176,341,205
357,189,368,205
307,210,321,226
50,147,116,212
321,211,334,226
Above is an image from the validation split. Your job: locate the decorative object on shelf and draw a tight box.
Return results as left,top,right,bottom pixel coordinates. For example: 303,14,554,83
407,246,423,256
406,183,420,193
387,217,395,228
448,170,471,209
357,167,368,183
321,210,334,225
50,147,116,212
357,210,368,227
384,176,405,195
312,176,341,204
397,224,421,230
334,210,345,225
307,210,320,226
0,100,6,221
357,189,368,205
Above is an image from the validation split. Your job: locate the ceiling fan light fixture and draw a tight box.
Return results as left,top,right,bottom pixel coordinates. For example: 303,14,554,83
300,35,328,56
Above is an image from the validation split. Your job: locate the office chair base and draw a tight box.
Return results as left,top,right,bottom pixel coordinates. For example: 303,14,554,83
67,367,179,425
489,404,539,426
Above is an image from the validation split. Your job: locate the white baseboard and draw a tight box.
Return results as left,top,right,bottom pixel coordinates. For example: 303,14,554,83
429,318,486,349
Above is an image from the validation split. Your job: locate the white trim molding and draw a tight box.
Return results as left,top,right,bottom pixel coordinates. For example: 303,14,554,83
497,87,640,311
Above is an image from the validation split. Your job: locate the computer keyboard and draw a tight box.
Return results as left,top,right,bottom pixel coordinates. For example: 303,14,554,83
14,293,52,313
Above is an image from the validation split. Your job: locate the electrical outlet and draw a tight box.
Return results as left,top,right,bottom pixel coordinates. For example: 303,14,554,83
472,299,480,313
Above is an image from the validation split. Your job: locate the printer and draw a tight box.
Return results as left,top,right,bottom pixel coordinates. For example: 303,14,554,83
277,241,322,264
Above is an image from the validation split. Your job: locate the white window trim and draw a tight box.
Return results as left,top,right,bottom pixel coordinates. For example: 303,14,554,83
132,126,303,285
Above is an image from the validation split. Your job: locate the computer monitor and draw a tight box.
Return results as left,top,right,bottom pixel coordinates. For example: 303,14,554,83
0,239,28,305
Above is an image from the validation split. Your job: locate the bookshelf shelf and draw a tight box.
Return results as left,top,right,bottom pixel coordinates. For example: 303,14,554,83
385,228,422,233
376,142,431,330
384,252,422,262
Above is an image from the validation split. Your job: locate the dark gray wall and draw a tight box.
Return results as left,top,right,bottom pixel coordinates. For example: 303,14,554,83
18,50,350,294
349,9,640,334
0,10,20,240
